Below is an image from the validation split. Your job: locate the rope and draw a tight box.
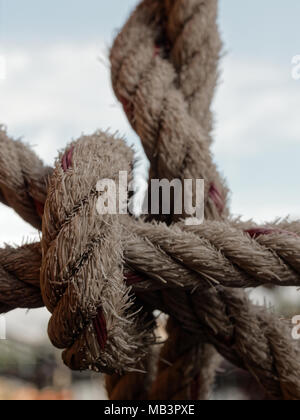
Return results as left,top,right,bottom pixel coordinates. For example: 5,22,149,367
110,0,228,223
0,126,51,230
2,219,300,308
110,0,226,399
40,132,153,374
0,242,43,312
125,220,300,290
1,134,300,398
0,0,299,401
138,286,300,400
148,318,220,400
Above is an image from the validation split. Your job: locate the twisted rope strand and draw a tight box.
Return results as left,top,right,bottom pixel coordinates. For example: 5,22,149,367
110,0,300,400
125,221,300,290
110,0,228,399
0,127,52,230
0,243,43,312
110,0,228,222
3,219,300,312
2,211,300,399
136,286,300,400
0,0,299,401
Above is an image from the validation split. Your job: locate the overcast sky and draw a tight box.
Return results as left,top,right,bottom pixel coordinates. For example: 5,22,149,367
0,1,300,341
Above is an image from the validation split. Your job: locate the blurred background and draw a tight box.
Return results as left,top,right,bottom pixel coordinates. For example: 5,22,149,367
0,0,300,400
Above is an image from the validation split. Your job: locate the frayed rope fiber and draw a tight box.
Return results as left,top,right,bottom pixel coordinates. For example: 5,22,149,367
1,0,300,401
40,133,152,374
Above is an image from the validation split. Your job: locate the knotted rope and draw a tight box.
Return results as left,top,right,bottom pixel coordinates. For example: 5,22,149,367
0,0,300,401
1,130,300,399
110,0,226,399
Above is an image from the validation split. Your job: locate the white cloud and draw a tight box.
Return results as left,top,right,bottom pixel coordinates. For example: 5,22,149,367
0,43,143,164
0,55,6,80
4,308,50,345
213,56,300,221
213,57,300,157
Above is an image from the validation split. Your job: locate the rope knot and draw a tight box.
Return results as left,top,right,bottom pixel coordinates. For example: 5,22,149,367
40,131,149,373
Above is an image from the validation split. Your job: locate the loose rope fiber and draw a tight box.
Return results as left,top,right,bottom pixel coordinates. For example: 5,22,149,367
41,133,153,374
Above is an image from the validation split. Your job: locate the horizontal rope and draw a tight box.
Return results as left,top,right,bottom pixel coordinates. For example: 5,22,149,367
1,0,297,402
1,213,300,399
2,219,300,311
0,242,43,312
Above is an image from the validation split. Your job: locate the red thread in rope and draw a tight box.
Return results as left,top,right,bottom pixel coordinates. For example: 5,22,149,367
209,184,225,215
245,228,298,239
154,45,160,57
119,96,134,122
61,146,74,172
125,271,146,286
34,200,45,219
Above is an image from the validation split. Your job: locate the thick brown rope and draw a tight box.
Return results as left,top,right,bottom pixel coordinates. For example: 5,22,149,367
110,0,226,399
0,242,43,312
125,220,300,290
1,138,300,400
0,0,299,401
148,318,220,400
137,286,300,400
110,0,228,223
3,219,300,309
0,126,52,230
1,214,300,399
151,0,224,399
40,132,153,374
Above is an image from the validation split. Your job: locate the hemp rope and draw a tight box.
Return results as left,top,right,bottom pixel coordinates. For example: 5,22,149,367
110,0,228,223
2,216,300,302
0,0,299,401
0,126,51,230
1,131,300,399
110,0,226,399
110,0,300,400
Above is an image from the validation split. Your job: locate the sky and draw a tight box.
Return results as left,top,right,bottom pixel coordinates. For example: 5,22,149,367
0,0,300,342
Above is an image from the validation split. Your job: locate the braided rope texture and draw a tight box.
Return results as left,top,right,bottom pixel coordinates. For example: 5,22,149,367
109,0,300,400
0,132,300,398
110,0,228,223
41,132,151,374
110,0,226,399
0,126,51,229
0,0,299,402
